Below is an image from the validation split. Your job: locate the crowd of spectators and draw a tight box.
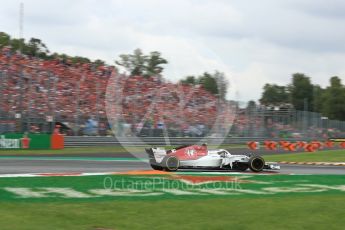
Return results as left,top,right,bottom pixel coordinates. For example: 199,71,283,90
1,46,344,138
0,46,113,134
95,74,236,137
0,46,234,136
0,46,112,118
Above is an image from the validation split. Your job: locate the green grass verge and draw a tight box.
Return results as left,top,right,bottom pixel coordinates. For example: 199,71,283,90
0,144,246,155
265,149,345,162
0,174,344,229
0,195,344,230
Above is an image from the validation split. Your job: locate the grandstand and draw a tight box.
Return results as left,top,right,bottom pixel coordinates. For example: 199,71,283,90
1,45,345,138
0,45,234,137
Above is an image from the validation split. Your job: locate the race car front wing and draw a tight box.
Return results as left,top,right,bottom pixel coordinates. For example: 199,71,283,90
264,163,281,170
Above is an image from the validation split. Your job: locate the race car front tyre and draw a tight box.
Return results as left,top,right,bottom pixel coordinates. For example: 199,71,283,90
248,156,265,172
161,156,179,172
149,159,163,171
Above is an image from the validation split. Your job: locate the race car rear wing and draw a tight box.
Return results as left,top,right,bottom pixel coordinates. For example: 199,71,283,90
145,147,167,164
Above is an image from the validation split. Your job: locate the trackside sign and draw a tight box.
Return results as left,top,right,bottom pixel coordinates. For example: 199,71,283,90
0,174,345,201
0,135,20,149
0,133,50,149
0,133,63,149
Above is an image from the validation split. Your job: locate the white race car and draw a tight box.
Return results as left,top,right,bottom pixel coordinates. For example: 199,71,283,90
145,144,280,172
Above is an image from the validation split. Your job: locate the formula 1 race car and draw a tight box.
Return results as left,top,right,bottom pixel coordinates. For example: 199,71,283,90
145,144,280,172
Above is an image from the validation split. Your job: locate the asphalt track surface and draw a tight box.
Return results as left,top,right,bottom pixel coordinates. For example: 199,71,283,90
0,147,317,158
0,147,345,175
0,157,345,175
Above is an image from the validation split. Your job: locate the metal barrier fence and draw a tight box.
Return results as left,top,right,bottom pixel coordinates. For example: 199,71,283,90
230,105,345,139
64,136,316,147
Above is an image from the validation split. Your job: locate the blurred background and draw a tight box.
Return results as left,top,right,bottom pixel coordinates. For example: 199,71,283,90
1,1,345,140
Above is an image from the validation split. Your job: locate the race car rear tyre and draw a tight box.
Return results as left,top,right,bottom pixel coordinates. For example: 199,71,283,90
149,159,163,171
161,156,179,172
248,156,265,172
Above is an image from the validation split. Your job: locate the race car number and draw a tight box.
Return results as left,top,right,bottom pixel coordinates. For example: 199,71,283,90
186,149,195,156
